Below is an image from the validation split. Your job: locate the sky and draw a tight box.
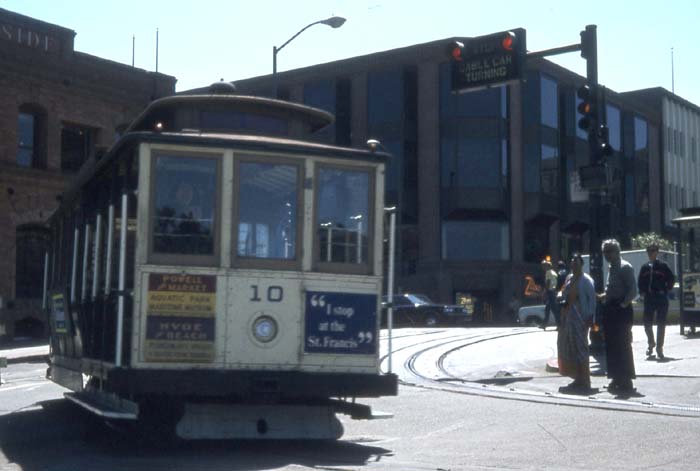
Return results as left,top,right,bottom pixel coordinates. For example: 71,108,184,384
3,0,699,105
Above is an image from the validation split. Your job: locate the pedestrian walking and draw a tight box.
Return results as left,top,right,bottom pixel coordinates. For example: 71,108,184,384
637,243,675,359
598,239,638,395
541,259,559,330
557,253,596,393
556,260,569,290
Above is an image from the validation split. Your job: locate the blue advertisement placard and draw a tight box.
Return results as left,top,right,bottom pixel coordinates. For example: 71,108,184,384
304,291,377,354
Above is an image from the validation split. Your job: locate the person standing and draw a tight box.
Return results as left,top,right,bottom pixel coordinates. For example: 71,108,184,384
541,260,559,330
598,239,638,395
557,253,596,393
637,244,675,359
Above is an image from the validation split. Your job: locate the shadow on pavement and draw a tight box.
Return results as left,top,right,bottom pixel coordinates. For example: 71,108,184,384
0,399,393,471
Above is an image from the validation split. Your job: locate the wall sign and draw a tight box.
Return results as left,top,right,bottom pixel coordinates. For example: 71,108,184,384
145,273,216,362
304,291,377,355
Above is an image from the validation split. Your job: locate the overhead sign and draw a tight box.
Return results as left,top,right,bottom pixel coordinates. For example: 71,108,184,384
451,28,526,93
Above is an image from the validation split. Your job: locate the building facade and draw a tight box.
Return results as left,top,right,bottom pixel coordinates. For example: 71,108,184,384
233,37,663,322
0,8,176,340
621,88,700,230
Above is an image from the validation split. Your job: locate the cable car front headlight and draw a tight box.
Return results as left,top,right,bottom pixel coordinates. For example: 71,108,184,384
252,316,278,343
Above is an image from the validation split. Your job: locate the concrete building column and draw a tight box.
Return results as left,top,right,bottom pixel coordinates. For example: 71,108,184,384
288,84,305,138
417,61,441,266
509,81,524,264
350,72,368,148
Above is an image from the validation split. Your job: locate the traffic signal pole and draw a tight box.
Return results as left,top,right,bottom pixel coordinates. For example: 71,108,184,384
581,25,605,293
528,25,605,293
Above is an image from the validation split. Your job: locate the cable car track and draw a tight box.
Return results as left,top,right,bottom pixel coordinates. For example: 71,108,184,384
381,327,700,418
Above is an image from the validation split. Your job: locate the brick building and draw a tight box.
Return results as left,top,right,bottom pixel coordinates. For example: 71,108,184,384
0,8,176,340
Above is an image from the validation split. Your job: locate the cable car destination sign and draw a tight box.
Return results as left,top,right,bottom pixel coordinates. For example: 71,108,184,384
450,28,526,93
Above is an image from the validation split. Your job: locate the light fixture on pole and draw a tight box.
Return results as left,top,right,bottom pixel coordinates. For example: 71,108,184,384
272,16,346,97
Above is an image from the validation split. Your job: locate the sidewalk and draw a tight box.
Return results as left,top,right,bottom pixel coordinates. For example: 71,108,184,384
0,339,49,364
524,325,700,409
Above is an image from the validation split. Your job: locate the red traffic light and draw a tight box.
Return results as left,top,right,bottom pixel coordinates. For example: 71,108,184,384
448,41,464,61
502,32,515,51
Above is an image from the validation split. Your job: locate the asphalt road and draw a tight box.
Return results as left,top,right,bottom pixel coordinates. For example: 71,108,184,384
1,327,700,470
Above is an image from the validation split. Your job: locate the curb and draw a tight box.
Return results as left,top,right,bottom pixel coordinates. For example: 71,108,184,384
6,354,49,365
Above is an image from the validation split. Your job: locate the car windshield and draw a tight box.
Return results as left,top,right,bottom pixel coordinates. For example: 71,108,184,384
405,294,433,305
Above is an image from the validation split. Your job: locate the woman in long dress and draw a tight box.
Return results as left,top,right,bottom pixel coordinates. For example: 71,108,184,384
557,253,596,392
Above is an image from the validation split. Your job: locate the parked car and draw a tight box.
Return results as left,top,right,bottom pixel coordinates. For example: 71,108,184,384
518,284,681,328
517,304,554,327
381,293,471,327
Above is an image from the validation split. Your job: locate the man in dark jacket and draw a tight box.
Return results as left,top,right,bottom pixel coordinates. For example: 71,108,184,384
599,239,638,395
637,244,675,359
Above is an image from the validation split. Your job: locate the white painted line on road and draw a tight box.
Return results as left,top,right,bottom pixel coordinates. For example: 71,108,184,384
0,382,50,393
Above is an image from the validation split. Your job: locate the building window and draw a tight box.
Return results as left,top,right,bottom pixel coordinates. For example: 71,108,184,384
17,113,35,167
541,144,558,195
634,117,648,152
606,104,621,151
680,131,686,157
61,123,95,172
17,104,47,168
441,220,509,261
15,224,50,299
667,126,672,153
540,75,558,129
304,79,336,143
692,137,697,162
674,129,680,155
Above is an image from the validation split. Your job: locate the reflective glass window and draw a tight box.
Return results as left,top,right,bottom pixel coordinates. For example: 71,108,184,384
441,220,509,261
17,113,34,167
634,117,648,152
540,75,558,129
317,168,370,265
237,162,298,260
606,105,621,151
152,156,218,255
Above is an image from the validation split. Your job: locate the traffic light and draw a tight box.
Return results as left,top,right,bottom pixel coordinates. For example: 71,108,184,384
447,40,465,61
598,125,614,160
501,31,515,51
580,26,596,61
577,84,597,132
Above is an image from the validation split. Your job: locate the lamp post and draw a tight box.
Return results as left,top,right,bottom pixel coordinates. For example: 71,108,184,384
272,16,346,97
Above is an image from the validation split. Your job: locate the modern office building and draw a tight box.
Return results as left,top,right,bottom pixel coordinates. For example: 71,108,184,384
0,8,176,339
621,88,700,230
233,37,662,322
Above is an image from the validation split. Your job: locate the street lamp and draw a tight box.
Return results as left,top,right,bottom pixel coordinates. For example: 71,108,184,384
272,16,346,97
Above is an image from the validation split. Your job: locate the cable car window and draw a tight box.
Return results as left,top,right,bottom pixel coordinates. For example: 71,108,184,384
316,167,370,266
152,155,218,256
237,161,299,260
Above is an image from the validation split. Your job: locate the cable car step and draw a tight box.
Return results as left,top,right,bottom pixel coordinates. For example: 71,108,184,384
64,391,139,420
328,399,394,420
